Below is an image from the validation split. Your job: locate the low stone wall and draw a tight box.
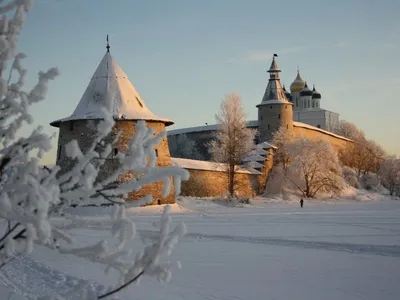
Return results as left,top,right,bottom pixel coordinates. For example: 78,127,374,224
180,168,262,198
293,123,352,149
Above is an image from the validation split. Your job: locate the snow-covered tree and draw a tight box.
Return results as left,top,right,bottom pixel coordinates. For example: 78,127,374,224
339,138,386,176
379,156,400,196
208,93,254,197
272,126,292,171
335,120,365,141
284,136,345,198
0,1,189,299
342,166,360,189
168,133,203,160
336,121,386,176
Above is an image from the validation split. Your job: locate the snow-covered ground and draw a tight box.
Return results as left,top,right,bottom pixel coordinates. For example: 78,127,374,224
1,195,400,300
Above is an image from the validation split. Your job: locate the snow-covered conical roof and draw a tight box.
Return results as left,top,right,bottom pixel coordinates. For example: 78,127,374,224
50,51,173,127
258,56,291,105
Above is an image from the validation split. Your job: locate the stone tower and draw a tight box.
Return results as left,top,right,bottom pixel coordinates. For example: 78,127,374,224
50,43,176,204
256,55,293,142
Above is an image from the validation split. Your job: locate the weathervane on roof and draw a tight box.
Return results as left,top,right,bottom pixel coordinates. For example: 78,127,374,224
106,34,110,52
273,53,278,58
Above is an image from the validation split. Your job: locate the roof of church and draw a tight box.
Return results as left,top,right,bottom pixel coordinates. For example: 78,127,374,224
312,85,321,99
258,56,291,106
50,51,173,127
290,70,306,93
300,82,313,97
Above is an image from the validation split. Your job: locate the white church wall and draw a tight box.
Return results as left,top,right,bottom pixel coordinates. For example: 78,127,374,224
293,109,327,129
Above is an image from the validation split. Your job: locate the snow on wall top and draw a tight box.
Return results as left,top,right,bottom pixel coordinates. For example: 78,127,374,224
243,161,265,169
167,120,258,136
171,157,262,175
242,154,268,162
168,120,351,144
256,141,277,150
292,121,353,142
50,52,173,127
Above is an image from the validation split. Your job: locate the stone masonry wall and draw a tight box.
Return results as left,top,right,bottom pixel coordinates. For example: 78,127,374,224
56,119,175,205
180,168,262,198
293,125,351,149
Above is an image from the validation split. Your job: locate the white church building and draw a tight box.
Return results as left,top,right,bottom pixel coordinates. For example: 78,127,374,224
285,71,339,132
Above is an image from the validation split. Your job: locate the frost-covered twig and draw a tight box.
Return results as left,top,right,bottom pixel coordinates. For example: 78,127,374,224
0,1,189,299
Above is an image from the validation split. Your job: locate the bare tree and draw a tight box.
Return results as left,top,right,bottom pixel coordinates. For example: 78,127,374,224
335,120,365,140
284,136,345,198
168,133,203,160
336,121,386,176
379,156,400,196
209,93,255,197
339,138,386,176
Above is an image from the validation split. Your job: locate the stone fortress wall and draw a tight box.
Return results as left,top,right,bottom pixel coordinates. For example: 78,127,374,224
56,119,175,204
167,122,352,198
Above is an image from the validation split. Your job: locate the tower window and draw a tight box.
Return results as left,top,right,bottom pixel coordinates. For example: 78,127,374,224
155,149,159,157
69,121,74,131
278,114,281,119
57,146,61,160
270,106,272,109
287,124,288,129
268,124,270,130
113,148,118,156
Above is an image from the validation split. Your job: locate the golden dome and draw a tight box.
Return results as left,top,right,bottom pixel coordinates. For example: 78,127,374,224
290,71,305,93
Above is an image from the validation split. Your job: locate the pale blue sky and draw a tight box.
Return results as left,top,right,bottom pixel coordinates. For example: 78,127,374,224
18,0,400,165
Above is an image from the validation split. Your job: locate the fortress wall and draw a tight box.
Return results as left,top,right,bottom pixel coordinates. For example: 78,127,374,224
57,119,175,205
293,124,352,149
180,168,262,198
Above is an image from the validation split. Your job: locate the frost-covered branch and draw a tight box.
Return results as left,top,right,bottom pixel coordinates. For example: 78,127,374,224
0,1,190,299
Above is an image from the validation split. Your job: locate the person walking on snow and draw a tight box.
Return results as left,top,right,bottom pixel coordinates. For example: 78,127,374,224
300,198,304,208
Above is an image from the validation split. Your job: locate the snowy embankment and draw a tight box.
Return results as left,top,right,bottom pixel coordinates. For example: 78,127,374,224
1,194,400,300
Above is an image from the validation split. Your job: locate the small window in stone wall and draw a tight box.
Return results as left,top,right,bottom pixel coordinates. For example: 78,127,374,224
287,124,288,129
113,148,118,157
155,149,158,157
268,124,270,130
270,105,272,109
69,121,74,131
57,146,61,160
278,114,281,119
